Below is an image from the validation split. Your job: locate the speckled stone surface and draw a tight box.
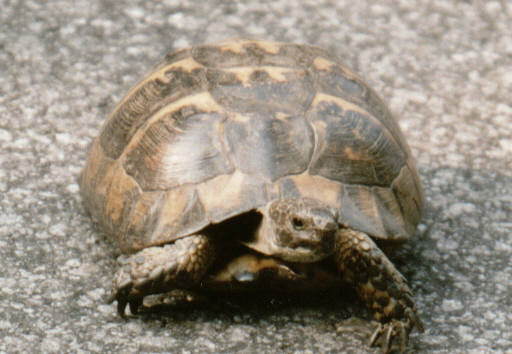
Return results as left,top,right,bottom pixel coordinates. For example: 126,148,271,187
1,1,511,353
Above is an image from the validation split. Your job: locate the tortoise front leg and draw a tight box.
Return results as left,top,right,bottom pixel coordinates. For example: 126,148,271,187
334,228,424,353
107,234,215,317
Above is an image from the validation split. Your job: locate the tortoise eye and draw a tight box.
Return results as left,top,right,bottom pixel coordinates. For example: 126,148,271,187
291,217,305,230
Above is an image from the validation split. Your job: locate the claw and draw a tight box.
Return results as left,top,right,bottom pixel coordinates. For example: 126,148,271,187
382,324,393,353
405,307,424,333
399,322,407,353
369,319,415,353
106,282,135,318
414,313,424,333
369,323,382,347
117,297,128,318
129,297,142,315
109,288,143,318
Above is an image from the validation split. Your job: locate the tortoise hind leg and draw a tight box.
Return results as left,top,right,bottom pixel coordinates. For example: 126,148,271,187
334,228,423,353
107,234,215,317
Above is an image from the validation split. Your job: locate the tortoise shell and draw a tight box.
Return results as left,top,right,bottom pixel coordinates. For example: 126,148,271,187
80,39,423,254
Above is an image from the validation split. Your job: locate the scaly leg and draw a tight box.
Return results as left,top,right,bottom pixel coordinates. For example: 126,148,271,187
334,228,423,353
107,234,215,317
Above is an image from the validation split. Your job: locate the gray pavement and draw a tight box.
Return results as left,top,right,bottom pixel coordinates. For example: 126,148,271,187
1,0,511,353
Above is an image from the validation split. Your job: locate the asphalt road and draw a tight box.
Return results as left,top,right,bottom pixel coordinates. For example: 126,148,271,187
1,1,511,353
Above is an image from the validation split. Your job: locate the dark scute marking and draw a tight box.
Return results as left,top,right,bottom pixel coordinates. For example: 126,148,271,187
193,43,268,68
338,185,385,238
100,65,207,159
310,59,409,155
158,189,209,243
80,155,113,233
192,42,323,68
224,112,314,181
124,109,233,190
391,167,422,236
100,79,169,159
112,183,144,253
162,48,192,66
161,67,208,102
207,68,315,115
313,63,365,100
125,191,166,250
372,187,407,238
359,87,409,154
171,190,208,237
119,185,142,228
309,101,405,186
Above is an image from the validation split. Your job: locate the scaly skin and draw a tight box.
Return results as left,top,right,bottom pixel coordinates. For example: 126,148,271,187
106,226,422,352
107,234,215,317
334,228,423,353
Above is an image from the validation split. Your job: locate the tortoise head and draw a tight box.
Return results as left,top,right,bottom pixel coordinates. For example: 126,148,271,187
243,199,339,262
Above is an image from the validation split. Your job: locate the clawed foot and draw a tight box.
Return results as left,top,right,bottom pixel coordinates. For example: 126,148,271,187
106,235,215,317
105,249,187,317
369,308,424,353
107,289,143,317
106,263,146,317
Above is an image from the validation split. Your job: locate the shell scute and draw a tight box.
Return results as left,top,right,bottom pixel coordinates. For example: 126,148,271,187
100,58,208,160
193,39,320,69
308,96,406,187
391,164,423,235
196,171,269,223
224,111,314,182
338,184,386,238
80,39,423,249
123,190,165,251
123,108,233,191
151,187,209,248
207,66,315,115
311,57,366,100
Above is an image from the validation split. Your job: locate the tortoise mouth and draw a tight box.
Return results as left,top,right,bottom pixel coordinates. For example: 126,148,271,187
273,245,334,263
276,230,336,263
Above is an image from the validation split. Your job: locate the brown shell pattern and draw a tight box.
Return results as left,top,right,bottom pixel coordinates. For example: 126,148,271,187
80,39,423,253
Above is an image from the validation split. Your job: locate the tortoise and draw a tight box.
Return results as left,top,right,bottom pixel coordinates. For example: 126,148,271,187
80,39,424,352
